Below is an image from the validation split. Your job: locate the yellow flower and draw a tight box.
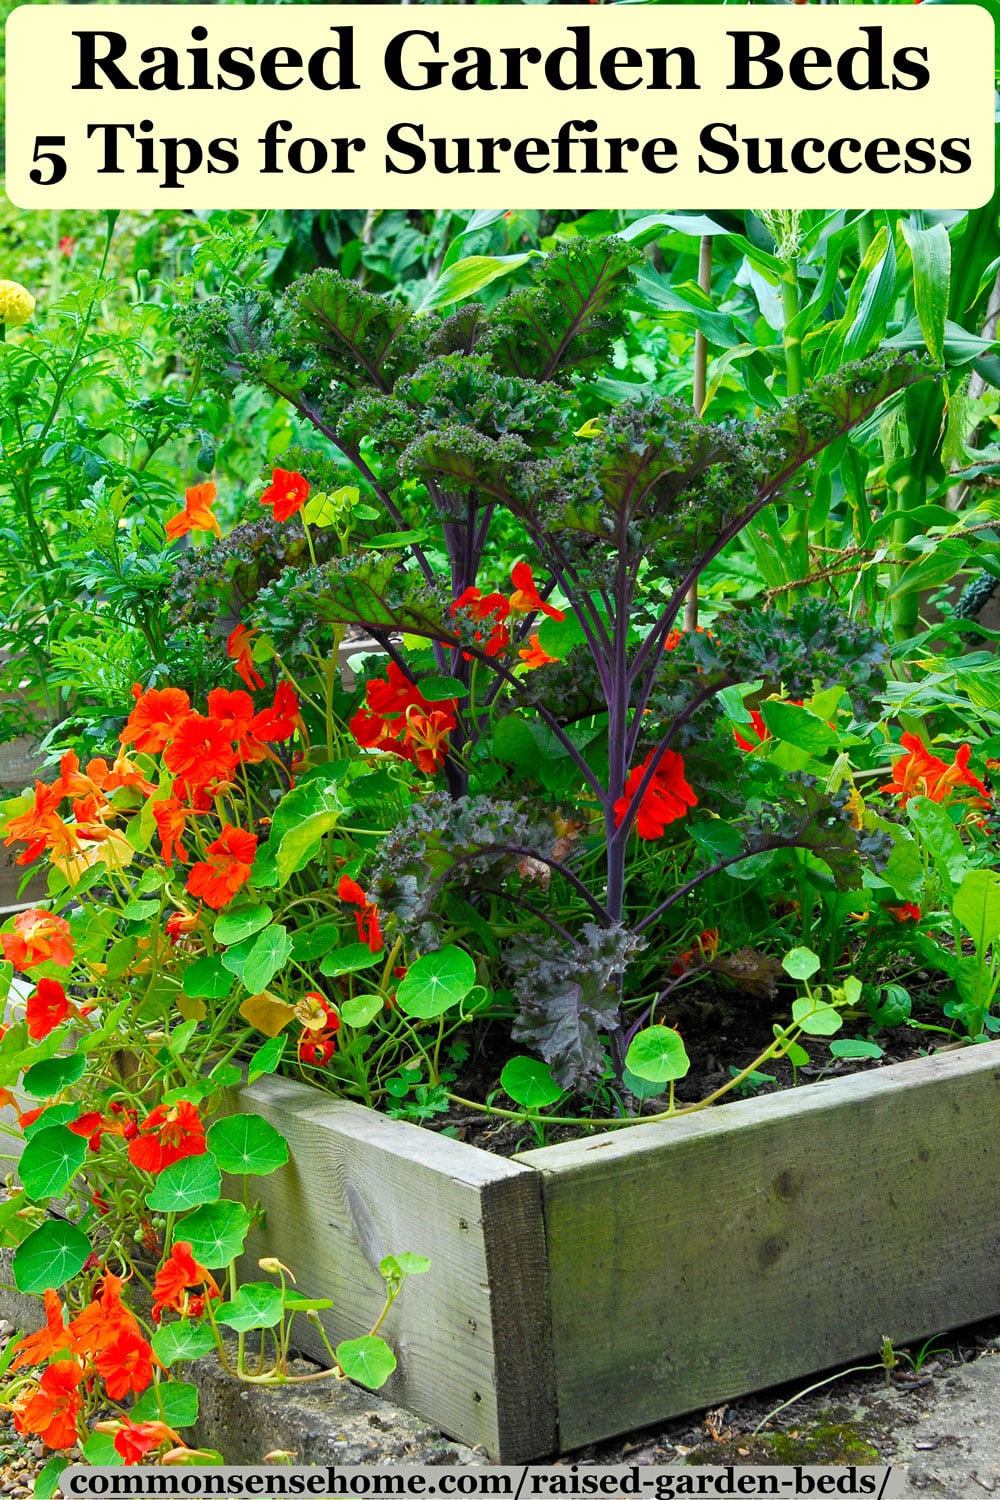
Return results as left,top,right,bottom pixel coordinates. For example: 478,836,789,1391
0,280,35,329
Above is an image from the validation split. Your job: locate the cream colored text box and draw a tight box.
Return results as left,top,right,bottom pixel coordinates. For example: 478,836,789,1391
4,4,995,209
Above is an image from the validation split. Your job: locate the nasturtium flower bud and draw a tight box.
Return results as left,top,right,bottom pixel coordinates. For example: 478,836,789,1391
0,280,35,329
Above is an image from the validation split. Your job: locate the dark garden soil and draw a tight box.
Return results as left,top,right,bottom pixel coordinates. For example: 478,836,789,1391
421,973,955,1157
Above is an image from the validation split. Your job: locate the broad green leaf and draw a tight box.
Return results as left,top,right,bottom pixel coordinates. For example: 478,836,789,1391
215,1282,285,1332
380,1252,431,1278
206,1115,289,1177
151,1320,217,1365
19,1125,87,1200
907,796,969,887
183,956,234,1001
146,1153,222,1213
277,813,341,886
284,1291,335,1313
132,1380,199,1429
248,1034,287,1084
954,868,1000,952
169,1018,199,1058
829,1038,884,1060
180,1200,250,1268
417,251,538,313
624,1027,690,1084
782,947,821,981
239,925,293,995
20,1052,86,1099
792,995,843,1037
81,1432,123,1467
902,218,951,365
341,993,384,1028
13,1219,91,1293
320,943,382,978
34,1458,69,1498
22,1103,79,1138
500,1056,564,1108
418,675,467,701
335,1334,397,1389
395,947,477,1019
214,904,273,947
759,701,838,755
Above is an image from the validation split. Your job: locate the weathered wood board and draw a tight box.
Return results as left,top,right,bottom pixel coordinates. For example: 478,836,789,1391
519,1044,1000,1451
228,1073,556,1461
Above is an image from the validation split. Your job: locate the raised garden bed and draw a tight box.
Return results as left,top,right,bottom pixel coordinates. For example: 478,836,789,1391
229,1044,1000,1461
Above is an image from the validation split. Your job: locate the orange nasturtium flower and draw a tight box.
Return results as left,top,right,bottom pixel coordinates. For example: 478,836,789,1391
613,750,698,840
162,713,238,789
337,876,383,953
260,467,310,522
884,732,989,808
128,1101,207,1174
165,481,222,542
120,685,192,755
508,562,565,621
185,824,258,909
9,1291,73,1370
518,634,560,670
11,1358,83,1450
227,623,265,692
152,1241,219,1321
1,909,74,970
94,1327,154,1400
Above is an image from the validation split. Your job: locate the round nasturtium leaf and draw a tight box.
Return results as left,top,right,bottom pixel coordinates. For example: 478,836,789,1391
500,1056,564,1109
792,995,843,1036
151,1320,217,1366
782,946,821,981
625,1026,691,1084
145,1153,222,1214
206,1114,289,1177
335,1334,397,1389
21,1052,86,1099
395,947,476,1019
18,1124,87,1201
177,1200,250,1268
341,993,384,1029
13,1219,91,1294
214,1282,285,1332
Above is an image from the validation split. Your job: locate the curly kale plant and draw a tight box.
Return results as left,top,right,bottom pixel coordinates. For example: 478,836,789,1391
185,239,934,1094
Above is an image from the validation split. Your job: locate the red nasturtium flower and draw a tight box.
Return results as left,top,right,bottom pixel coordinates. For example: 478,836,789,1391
162,713,238,788
25,977,71,1040
613,750,698,840
128,1101,207,1174
152,1241,219,1320
1,909,74,970
886,902,921,923
260,467,310,522
153,797,192,867
337,876,383,952
733,710,771,753
350,663,457,773
113,1419,180,1466
227,623,265,692
120,685,192,755
450,587,511,658
12,1358,83,1450
94,1327,154,1400
670,927,720,977
508,562,565,621
518,634,560,670
884,733,989,808
185,824,258,909
164,481,222,542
